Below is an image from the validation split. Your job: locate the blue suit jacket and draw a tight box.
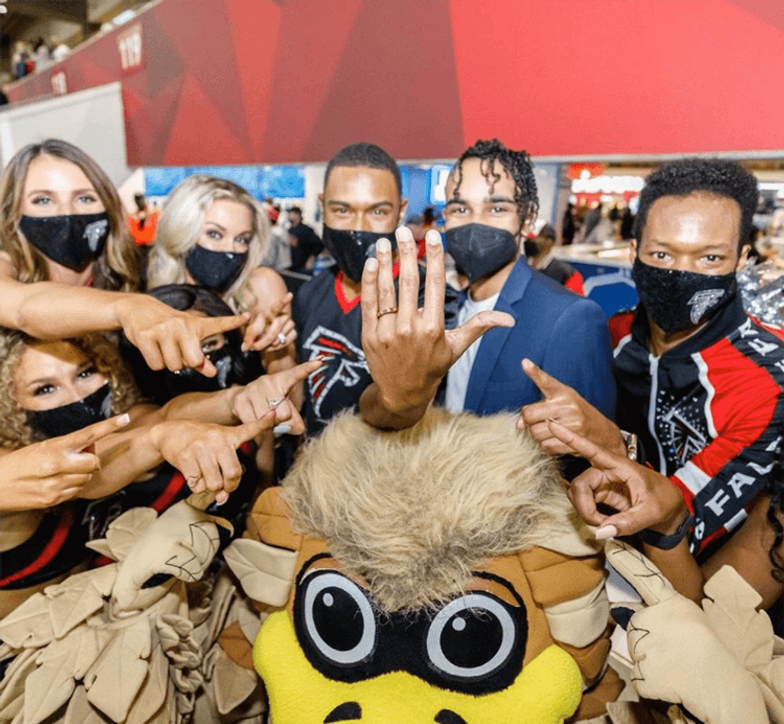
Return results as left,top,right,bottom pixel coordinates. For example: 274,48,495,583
461,258,616,418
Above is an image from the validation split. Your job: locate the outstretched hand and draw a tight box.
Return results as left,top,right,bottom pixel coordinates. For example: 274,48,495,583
518,358,625,456
0,413,131,511
118,295,250,377
242,292,296,352
151,413,282,505
360,226,513,426
230,357,324,433
547,420,687,539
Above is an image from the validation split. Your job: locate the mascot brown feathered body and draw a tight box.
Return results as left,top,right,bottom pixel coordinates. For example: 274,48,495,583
225,408,622,723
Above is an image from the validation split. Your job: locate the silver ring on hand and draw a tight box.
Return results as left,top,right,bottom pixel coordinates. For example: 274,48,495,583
277,332,287,345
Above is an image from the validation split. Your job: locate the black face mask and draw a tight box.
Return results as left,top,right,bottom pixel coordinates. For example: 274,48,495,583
27,384,113,440
445,224,519,283
185,245,248,292
321,226,397,283
631,257,737,335
146,346,241,404
19,212,110,271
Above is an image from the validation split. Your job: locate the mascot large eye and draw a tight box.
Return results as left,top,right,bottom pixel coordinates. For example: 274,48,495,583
302,571,377,666
426,593,517,680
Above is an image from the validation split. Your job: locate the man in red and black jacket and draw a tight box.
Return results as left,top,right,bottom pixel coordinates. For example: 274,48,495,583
519,158,784,562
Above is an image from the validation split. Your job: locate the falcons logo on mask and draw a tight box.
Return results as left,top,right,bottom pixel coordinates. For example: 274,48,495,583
83,219,109,251
302,326,369,418
688,289,725,324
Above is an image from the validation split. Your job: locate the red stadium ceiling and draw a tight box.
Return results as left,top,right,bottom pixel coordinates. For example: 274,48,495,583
7,0,784,165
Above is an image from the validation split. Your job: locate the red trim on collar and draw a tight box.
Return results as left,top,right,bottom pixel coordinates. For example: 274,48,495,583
334,262,401,315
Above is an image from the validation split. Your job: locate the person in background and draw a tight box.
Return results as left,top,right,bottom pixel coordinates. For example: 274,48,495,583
51,39,71,63
128,192,159,246
261,203,292,272
12,42,30,80
33,39,52,73
405,213,427,259
562,201,576,245
287,205,323,273
524,223,585,294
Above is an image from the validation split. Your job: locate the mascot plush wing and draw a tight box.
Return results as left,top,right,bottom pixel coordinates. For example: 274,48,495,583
605,540,784,724
225,409,622,723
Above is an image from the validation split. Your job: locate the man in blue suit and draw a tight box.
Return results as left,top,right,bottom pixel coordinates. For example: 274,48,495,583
359,138,616,433
442,139,615,418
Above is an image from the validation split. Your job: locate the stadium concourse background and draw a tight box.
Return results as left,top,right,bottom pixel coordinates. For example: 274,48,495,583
5,0,784,167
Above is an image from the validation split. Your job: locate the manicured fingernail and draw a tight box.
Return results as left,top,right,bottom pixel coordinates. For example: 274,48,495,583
365,258,378,271
427,233,441,246
273,424,291,435
241,343,248,352
595,525,618,540
118,414,130,425
377,238,391,253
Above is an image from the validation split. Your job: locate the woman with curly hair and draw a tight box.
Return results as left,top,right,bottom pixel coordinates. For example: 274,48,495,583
147,174,297,376
0,139,248,379
0,328,298,617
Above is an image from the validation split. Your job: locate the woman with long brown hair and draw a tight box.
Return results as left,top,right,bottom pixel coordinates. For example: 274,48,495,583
0,139,244,377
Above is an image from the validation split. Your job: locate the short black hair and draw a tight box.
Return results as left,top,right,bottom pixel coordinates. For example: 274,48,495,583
451,139,539,229
288,206,302,216
325,142,402,196
634,158,759,247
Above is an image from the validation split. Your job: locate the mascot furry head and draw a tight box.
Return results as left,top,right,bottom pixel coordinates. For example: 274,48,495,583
226,409,620,723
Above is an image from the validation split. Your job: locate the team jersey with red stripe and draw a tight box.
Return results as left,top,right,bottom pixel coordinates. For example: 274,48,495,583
0,504,89,590
613,296,784,554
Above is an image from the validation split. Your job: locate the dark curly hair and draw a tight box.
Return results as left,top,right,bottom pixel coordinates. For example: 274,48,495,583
633,158,759,249
766,454,784,583
325,142,402,197
451,139,539,230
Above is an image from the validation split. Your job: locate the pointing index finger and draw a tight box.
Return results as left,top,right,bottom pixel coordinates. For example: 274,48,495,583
547,419,624,470
59,413,131,452
521,358,565,398
230,409,277,446
200,312,252,338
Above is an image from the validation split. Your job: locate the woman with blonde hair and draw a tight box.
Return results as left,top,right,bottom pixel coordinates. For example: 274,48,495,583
147,174,296,373
0,139,246,379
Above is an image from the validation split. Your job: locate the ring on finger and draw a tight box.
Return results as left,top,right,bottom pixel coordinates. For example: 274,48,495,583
186,475,202,488
268,396,285,408
377,306,399,319
277,332,287,345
